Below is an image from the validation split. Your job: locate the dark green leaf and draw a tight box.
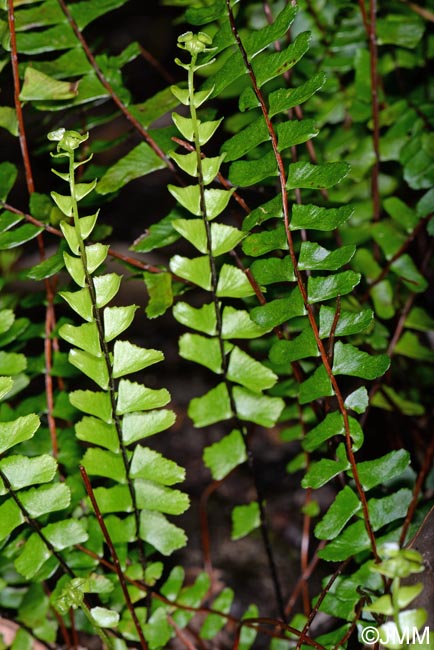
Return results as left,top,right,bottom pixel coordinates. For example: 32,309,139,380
303,411,363,453
315,487,361,540
318,520,369,561
205,48,246,99
269,72,327,117
368,489,412,530
0,224,43,249
269,328,319,364
0,162,17,201
307,271,361,303
97,143,166,195
277,119,319,151
395,331,434,362
144,271,173,319
130,87,180,128
250,287,305,329
229,151,278,187
221,116,269,162
242,195,283,231
299,365,334,404
371,386,425,416
242,223,287,257
299,242,355,271
377,15,424,49
383,197,419,232
287,161,349,190
0,107,18,137
25,249,65,280
332,342,390,379
302,453,350,489
253,32,311,87
290,204,353,231
250,257,295,285
319,306,373,338
405,306,434,332
354,450,410,490
185,0,226,25
132,211,181,253
244,4,297,59
390,254,427,293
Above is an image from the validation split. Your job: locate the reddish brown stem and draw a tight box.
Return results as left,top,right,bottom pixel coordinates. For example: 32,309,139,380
139,44,175,84
68,609,79,650
199,477,225,579
7,0,60,457
168,616,201,650
400,0,434,22
327,295,341,363
300,487,312,615
75,542,325,647
7,0,34,195
56,0,175,174
79,466,148,650
234,617,327,650
295,559,351,650
225,0,379,563
360,0,381,228
285,540,326,616
42,583,73,649
332,596,366,649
